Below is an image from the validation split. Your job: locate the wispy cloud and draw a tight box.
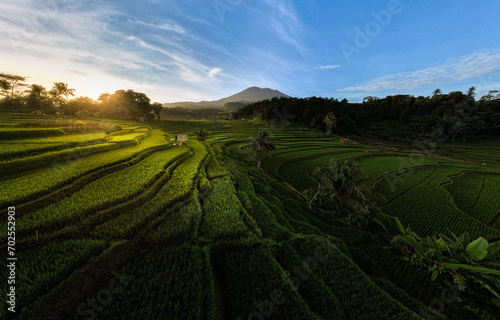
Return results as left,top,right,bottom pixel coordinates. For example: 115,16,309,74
340,50,500,92
0,0,230,101
208,68,223,78
128,19,186,35
126,36,219,84
319,65,341,70
260,0,308,55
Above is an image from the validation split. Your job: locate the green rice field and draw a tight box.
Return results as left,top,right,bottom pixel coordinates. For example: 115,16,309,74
1,114,499,320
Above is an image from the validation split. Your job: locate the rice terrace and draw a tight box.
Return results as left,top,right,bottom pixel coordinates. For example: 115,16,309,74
1,84,500,319
2,1,500,319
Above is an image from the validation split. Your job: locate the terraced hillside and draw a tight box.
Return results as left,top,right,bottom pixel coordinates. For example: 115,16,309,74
260,131,500,241
0,116,498,319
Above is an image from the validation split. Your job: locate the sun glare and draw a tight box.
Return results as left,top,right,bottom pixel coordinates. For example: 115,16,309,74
72,77,118,101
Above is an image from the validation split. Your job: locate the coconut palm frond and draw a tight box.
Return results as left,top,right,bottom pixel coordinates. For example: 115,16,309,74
311,158,384,225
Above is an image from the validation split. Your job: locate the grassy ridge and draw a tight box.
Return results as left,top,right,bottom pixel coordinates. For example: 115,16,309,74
90,141,207,239
15,147,188,235
0,129,167,206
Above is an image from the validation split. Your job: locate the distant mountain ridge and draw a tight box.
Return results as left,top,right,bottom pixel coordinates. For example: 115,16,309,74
162,86,289,110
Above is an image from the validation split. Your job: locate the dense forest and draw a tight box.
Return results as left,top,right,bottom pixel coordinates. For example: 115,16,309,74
235,88,500,142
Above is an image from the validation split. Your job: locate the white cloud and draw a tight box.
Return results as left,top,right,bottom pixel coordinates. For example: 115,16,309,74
0,0,232,101
340,50,500,92
260,0,308,55
0,1,150,98
208,68,223,78
128,19,186,35
319,65,341,70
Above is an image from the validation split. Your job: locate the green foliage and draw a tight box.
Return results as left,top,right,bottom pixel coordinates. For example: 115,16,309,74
276,150,370,191
241,130,276,167
1,116,499,319
393,217,500,315
303,188,321,209
310,158,385,225
193,127,210,141
323,111,337,136
236,90,500,139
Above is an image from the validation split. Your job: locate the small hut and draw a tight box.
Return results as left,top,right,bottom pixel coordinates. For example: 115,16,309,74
170,134,188,146
340,138,351,144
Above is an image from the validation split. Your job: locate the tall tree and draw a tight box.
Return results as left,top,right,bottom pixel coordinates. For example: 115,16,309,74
98,92,111,103
26,84,48,111
323,112,337,136
432,88,442,97
242,130,276,168
50,82,75,101
467,86,476,98
151,102,163,119
481,90,500,102
103,90,152,119
363,96,379,103
0,78,9,95
0,73,27,99
63,96,97,116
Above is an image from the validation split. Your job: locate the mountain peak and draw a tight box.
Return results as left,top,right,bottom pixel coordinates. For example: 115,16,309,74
221,86,290,103
162,86,289,110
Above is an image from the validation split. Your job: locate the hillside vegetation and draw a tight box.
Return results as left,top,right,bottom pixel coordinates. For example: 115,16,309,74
1,114,499,319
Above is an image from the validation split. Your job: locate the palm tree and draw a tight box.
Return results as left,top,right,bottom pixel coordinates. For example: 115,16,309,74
242,130,276,168
432,88,442,97
311,159,384,223
51,82,76,101
26,84,48,111
467,86,476,98
323,112,337,136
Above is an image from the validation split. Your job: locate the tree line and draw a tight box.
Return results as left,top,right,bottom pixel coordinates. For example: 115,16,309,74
235,87,500,141
0,73,163,121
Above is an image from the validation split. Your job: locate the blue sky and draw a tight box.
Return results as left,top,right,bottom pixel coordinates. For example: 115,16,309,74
1,0,499,103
